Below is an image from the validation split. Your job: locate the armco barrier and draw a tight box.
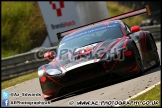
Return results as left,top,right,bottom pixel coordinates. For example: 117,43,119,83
140,25,161,40
1,25,161,81
1,46,57,81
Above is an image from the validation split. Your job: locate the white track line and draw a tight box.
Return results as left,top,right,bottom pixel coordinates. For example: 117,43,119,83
125,82,160,101
114,81,161,107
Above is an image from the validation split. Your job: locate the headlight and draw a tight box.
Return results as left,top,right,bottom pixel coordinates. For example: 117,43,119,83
46,69,62,75
38,70,44,77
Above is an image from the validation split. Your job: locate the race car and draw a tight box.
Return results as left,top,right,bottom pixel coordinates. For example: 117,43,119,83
38,5,160,101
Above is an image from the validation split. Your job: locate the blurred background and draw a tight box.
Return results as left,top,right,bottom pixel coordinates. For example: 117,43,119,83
2,1,161,58
117,1,161,26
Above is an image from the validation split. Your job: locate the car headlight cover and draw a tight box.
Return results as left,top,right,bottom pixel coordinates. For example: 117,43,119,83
46,69,62,75
38,70,44,77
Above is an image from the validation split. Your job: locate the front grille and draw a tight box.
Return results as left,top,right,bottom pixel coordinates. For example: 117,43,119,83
64,73,111,92
65,63,104,82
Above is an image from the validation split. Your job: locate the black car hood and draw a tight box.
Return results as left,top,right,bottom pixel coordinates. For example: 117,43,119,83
43,38,124,72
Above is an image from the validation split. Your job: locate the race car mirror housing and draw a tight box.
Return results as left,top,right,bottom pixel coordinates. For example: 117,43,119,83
44,51,55,59
131,26,140,33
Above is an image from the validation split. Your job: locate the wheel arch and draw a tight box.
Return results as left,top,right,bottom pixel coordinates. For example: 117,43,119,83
127,39,144,65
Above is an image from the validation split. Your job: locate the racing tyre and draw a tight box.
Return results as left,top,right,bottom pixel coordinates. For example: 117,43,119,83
133,44,144,75
150,37,160,67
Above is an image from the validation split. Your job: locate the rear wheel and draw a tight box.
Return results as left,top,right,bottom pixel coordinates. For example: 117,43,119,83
133,44,144,75
150,37,160,67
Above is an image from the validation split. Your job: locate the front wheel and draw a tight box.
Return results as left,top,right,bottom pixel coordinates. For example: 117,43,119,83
150,37,160,67
133,44,144,75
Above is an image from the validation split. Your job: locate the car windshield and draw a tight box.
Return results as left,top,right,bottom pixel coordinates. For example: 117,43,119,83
57,22,123,56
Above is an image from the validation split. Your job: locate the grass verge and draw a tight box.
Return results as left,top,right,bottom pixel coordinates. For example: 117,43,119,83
2,72,38,90
2,2,47,58
121,83,161,107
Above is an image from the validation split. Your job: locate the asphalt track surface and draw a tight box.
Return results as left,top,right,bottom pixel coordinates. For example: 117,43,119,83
3,42,161,107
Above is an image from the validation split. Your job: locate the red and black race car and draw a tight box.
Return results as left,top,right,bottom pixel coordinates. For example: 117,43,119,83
38,5,160,101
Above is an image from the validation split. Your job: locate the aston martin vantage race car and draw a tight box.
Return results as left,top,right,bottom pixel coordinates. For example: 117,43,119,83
38,5,160,101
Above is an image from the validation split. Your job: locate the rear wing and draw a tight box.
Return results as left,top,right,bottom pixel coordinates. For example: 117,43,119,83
57,5,151,39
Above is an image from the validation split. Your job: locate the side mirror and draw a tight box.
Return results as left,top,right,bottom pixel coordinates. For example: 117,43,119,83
44,51,55,59
131,26,140,33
